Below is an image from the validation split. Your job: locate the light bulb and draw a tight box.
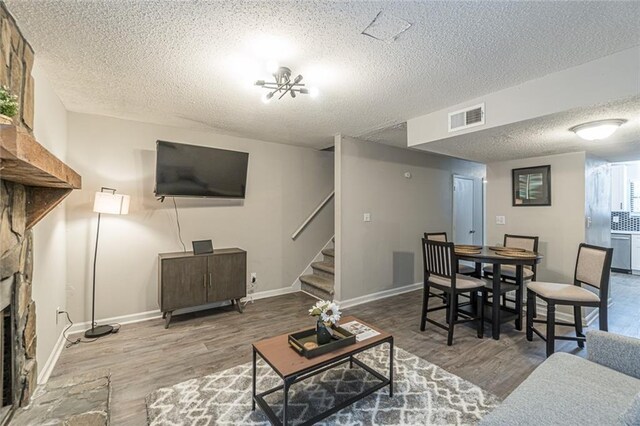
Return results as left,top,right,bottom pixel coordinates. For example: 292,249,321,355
309,87,319,98
261,92,273,104
266,60,279,74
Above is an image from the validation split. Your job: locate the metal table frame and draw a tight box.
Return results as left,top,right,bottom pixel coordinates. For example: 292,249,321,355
252,336,394,426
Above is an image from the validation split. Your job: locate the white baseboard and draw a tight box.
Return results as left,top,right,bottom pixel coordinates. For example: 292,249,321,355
37,285,300,385
66,286,299,335
37,329,66,385
337,282,422,309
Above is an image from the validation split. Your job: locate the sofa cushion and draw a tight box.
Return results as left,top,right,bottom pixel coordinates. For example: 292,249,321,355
621,393,640,426
480,353,640,425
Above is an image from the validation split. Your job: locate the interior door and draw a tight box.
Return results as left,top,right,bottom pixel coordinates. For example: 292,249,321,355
453,176,475,245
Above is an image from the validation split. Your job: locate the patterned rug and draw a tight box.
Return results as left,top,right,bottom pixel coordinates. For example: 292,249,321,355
146,346,500,425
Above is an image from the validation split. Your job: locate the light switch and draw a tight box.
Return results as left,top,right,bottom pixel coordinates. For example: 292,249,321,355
363,213,371,222
496,216,506,225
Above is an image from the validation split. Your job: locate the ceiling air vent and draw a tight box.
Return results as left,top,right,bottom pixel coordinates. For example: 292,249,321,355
448,103,485,132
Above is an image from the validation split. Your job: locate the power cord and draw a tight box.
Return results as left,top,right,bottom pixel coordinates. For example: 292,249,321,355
172,197,187,252
60,310,121,348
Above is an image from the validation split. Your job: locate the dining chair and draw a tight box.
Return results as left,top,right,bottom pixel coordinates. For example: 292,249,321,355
424,231,476,309
420,238,485,346
483,234,539,323
526,243,613,357
483,234,539,281
424,232,475,275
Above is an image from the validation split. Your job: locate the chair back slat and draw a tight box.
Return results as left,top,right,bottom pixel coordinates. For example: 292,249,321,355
574,244,613,293
421,238,455,285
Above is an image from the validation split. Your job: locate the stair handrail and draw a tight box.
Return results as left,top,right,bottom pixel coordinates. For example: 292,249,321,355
291,191,334,240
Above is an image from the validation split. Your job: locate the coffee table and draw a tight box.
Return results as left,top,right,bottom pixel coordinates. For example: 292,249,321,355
252,316,394,426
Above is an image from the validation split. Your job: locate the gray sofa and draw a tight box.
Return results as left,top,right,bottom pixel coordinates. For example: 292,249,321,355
480,331,640,425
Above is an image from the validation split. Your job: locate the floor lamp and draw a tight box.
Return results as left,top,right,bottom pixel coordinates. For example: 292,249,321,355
85,187,130,338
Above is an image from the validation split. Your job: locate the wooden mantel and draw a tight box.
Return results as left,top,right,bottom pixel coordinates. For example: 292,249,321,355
0,124,81,229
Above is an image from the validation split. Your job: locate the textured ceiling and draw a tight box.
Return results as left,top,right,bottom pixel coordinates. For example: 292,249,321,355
414,96,640,163
6,1,640,148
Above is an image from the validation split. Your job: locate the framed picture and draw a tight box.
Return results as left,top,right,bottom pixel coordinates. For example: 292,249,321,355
512,165,551,206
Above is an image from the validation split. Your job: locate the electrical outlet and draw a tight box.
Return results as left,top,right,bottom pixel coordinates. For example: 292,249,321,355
250,272,257,283
363,213,371,222
495,215,506,225
56,307,62,324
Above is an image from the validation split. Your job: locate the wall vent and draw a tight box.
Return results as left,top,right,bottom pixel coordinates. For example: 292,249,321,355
448,103,485,132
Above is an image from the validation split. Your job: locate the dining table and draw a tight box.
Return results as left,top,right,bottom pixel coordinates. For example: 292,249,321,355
455,246,544,340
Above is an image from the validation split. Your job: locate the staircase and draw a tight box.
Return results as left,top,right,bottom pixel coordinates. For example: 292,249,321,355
300,247,335,300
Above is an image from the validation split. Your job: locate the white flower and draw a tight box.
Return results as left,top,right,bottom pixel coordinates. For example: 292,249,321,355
320,302,341,325
308,300,330,317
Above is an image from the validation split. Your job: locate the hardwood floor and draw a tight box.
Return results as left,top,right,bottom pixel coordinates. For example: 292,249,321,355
51,273,640,425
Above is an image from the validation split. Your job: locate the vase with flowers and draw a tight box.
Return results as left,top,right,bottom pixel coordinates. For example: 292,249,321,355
308,300,341,345
0,86,18,125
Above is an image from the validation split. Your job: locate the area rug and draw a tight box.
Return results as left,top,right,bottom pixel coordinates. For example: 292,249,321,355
146,346,500,425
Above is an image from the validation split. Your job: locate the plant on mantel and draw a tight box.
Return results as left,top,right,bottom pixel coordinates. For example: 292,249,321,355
0,86,19,124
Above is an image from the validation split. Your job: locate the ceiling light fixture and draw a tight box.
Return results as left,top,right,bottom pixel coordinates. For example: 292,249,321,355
255,66,318,102
569,119,627,141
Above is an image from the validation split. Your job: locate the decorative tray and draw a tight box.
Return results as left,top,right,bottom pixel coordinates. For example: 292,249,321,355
495,250,537,259
489,246,525,252
455,249,481,255
288,326,356,358
455,244,482,250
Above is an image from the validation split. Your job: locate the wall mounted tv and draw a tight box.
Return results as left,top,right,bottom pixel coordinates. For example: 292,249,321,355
154,140,249,198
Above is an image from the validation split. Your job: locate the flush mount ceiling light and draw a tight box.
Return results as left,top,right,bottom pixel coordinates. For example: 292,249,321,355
569,119,627,141
255,65,318,103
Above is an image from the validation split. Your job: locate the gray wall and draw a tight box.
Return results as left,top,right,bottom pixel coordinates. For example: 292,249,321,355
486,152,587,284
336,136,485,301
64,112,334,322
585,155,612,248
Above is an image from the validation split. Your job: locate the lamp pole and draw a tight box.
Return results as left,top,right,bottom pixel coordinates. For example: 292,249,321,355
85,187,120,338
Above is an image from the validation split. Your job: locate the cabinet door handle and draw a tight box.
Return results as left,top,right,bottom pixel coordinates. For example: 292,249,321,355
209,273,212,288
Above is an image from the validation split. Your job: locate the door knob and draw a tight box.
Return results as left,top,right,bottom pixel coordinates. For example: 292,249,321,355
469,230,476,234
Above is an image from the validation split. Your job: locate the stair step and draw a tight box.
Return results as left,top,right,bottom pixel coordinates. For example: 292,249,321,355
300,274,334,296
322,248,334,258
311,261,334,279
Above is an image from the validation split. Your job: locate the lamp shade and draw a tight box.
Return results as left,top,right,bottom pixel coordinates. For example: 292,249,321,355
93,192,130,215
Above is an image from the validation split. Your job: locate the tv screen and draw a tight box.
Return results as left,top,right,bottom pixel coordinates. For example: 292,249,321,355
154,140,249,198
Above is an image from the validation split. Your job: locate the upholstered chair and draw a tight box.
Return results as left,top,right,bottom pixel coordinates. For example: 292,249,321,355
526,243,613,357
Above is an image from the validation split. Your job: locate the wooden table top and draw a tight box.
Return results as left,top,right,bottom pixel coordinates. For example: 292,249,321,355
455,246,543,265
252,316,392,378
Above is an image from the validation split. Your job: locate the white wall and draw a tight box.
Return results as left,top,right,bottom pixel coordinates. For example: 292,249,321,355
64,113,334,322
485,152,587,284
336,136,485,301
408,47,640,147
30,61,69,378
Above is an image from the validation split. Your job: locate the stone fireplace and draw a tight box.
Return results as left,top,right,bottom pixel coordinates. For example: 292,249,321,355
0,3,81,423
0,181,36,418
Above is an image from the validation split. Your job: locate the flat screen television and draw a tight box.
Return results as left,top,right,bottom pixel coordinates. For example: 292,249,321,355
154,140,249,198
